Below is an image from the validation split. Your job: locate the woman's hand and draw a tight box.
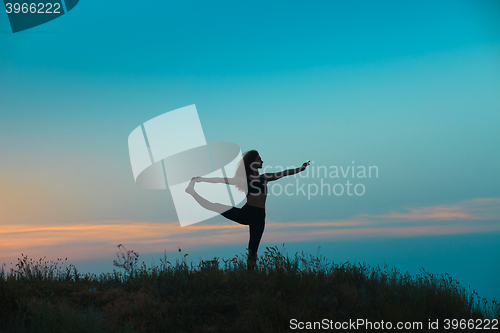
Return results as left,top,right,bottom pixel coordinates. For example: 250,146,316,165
299,161,310,172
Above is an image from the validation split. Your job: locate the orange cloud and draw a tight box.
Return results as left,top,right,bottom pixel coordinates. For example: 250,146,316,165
2,198,499,268
0,219,368,262
0,221,251,266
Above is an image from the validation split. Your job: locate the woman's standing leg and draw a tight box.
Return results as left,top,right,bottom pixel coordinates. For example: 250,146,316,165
247,218,265,270
187,179,266,270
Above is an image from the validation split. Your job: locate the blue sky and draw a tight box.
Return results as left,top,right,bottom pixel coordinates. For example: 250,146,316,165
1,0,499,300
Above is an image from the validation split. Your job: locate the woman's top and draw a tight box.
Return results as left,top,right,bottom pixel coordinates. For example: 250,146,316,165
247,174,266,197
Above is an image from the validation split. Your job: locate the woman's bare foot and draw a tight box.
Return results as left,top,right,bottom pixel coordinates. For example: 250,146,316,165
185,177,197,195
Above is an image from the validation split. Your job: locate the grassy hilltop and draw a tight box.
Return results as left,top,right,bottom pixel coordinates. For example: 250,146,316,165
1,245,498,333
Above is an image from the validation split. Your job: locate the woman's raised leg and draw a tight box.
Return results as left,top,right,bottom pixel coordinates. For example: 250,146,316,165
185,178,232,214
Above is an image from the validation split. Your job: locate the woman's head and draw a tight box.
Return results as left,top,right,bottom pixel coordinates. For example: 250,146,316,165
242,150,263,175
234,150,263,191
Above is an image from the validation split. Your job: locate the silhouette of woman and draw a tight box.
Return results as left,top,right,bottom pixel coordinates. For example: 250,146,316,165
185,150,310,269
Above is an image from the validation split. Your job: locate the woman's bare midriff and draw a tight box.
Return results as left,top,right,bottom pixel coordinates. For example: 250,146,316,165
245,193,267,209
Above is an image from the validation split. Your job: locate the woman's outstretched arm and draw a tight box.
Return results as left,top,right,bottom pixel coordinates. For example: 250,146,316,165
194,177,238,185
264,161,310,182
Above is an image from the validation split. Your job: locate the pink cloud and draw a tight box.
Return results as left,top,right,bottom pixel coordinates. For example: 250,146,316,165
364,198,500,221
264,224,500,244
